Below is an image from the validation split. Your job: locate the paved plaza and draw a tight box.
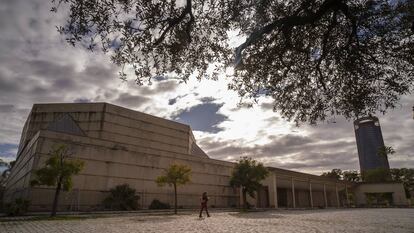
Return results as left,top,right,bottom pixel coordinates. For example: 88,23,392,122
1,208,413,233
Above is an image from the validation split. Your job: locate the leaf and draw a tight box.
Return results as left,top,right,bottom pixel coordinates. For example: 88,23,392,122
30,144,84,191
155,164,192,187
52,0,414,124
230,157,269,198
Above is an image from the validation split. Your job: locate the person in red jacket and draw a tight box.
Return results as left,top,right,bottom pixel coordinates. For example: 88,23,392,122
199,192,210,218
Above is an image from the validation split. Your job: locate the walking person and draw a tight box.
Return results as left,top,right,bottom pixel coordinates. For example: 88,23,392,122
199,192,210,218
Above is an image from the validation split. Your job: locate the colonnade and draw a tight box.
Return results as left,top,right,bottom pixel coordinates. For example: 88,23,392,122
273,174,350,208
242,172,352,209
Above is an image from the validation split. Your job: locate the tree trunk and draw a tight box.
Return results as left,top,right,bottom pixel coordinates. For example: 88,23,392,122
174,183,177,214
242,188,248,210
51,177,63,217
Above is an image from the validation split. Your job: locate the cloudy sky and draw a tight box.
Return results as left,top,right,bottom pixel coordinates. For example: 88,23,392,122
0,0,413,175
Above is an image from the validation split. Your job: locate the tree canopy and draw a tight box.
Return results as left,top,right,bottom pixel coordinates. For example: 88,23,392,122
390,168,414,198
362,167,392,182
156,163,192,187
342,170,361,182
53,0,414,123
230,157,269,208
30,144,84,216
321,168,361,182
156,163,192,214
322,167,414,198
321,168,343,179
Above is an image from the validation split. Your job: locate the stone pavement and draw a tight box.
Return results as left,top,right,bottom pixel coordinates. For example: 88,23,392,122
1,208,413,233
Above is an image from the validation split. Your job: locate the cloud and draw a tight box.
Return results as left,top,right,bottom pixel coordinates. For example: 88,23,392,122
200,97,216,103
0,105,16,112
201,133,352,157
260,102,274,111
0,105,30,145
269,152,359,171
168,94,190,106
114,93,150,108
74,98,92,103
0,0,413,176
168,97,178,105
0,143,18,159
196,95,414,175
174,102,228,133
153,75,167,82
138,80,178,96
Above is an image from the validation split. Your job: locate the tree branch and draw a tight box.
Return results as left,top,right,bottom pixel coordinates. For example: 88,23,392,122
315,11,338,90
337,2,359,49
154,0,194,46
235,0,343,67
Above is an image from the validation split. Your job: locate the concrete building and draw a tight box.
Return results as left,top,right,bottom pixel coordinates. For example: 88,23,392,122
354,117,390,173
2,103,407,211
353,182,409,206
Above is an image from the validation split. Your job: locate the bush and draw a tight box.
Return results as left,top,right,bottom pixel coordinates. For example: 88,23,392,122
4,198,30,216
362,168,392,182
103,184,140,210
148,199,170,209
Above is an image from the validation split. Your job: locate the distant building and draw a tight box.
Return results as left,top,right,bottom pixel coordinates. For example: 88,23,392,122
354,116,390,173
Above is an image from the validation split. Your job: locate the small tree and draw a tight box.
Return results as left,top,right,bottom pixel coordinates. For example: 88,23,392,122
230,157,269,209
30,144,84,217
156,163,191,214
